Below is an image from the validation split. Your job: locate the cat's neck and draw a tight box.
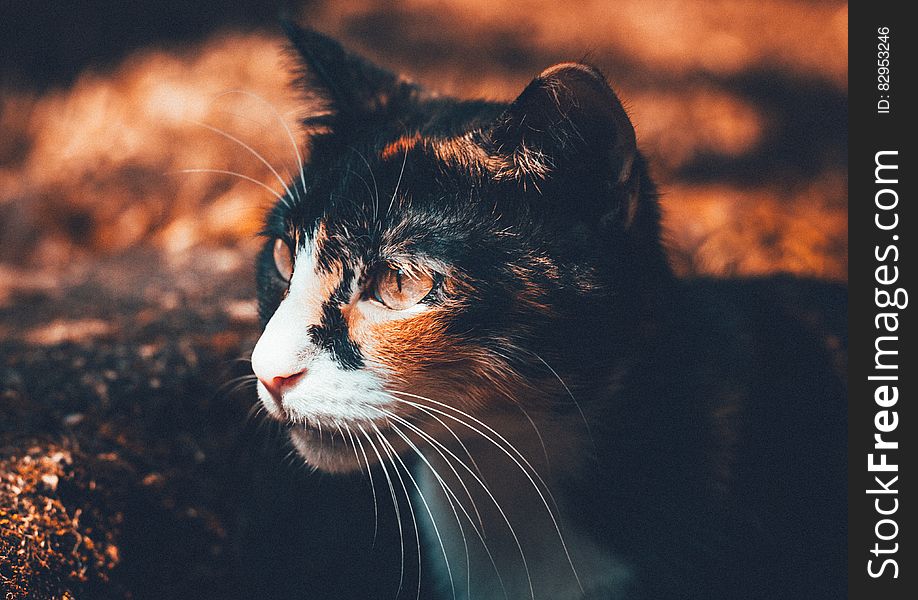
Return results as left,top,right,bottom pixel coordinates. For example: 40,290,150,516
413,402,635,600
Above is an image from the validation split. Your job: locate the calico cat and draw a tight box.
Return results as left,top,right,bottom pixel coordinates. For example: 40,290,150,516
250,24,846,600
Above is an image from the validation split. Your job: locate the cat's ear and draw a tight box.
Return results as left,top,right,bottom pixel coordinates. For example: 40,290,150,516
283,22,419,128
486,63,637,190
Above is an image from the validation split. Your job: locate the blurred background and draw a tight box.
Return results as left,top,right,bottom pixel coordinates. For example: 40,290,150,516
0,1,847,597
1,0,847,279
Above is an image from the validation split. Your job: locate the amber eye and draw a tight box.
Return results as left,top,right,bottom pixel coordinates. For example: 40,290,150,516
273,238,294,282
374,266,434,310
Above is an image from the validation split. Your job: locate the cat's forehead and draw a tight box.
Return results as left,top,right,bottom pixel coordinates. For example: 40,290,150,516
281,134,495,261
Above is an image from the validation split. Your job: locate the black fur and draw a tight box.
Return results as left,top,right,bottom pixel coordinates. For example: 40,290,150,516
309,293,364,370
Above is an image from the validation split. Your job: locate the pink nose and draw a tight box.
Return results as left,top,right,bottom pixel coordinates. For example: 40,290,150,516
259,370,306,403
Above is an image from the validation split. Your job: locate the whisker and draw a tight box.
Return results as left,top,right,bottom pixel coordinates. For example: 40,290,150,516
380,409,485,539
201,108,298,194
212,375,259,407
380,411,509,600
404,409,489,514
381,407,523,599
390,391,583,594
344,425,379,545
225,356,253,365
528,350,593,443
346,146,381,226
210,89,309,201
344,167,379,218
515,403,551,467
358,423,411,598
221,379,258,402
390,390,558,510
215,373,258,392
244,399,270,429
386,420,471,596
377,429,424,600
173,168,285,202
186,119,297,202
485,348,551,466
387,143,410,217
373,424,456,600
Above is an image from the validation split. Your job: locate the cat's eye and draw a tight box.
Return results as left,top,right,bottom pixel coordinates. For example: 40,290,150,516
273,238,294,282
373,266,434,310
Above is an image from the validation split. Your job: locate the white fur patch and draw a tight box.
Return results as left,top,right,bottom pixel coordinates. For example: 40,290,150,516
276,351,390,426
252,236,392,468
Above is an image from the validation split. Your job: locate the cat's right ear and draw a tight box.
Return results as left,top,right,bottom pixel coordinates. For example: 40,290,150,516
480,63,649,232
483,63,638,204
282,22,420,131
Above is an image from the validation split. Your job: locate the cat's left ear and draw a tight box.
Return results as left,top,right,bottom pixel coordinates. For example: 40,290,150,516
485,63,639,211
283,22,419,129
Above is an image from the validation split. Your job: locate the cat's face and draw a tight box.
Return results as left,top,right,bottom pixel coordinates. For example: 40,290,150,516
252,139,532,471
251,27,664,472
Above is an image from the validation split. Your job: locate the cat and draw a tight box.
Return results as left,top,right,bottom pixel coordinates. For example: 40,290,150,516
249,23,847,600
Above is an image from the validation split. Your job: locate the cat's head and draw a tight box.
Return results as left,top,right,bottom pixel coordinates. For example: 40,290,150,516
251,25,670,472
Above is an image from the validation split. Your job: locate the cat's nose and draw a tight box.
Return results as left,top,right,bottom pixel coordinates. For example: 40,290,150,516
259,370,306,402
251,294,313,407
251,334,308,405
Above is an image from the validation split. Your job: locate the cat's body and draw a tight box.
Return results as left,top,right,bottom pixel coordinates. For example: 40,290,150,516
249,25,846,599
412,276,845,600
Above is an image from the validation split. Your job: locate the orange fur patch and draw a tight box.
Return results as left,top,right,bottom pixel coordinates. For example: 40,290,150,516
371,313,463,373
380,133,422,161
343,303,457,374
344,299,522,414
431,135,489,171
311,222,328,258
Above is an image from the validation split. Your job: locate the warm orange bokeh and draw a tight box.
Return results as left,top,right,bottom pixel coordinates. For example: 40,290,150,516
0,0,848,281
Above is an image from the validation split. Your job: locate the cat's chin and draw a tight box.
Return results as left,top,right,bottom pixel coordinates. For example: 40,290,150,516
286,422,400,474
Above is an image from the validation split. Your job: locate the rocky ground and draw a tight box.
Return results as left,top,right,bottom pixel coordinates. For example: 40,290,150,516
1,247,261,597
